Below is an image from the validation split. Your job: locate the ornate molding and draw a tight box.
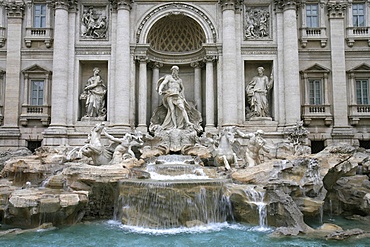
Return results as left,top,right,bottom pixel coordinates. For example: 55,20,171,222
5,1,25,18
136,3,217,43
327,2,347,19
203,55,218,63
274,0,301,11
53,0,77,11
109,0,132,11
190,61,204,68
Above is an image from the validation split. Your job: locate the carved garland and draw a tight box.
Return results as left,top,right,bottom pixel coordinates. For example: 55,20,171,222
136,3,217,43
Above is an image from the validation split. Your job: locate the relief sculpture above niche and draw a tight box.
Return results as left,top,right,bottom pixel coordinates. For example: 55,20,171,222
244,6,270,40
80,5,108,39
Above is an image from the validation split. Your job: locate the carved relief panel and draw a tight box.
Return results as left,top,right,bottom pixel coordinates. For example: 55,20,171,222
244,5,271,40
80,5,109,40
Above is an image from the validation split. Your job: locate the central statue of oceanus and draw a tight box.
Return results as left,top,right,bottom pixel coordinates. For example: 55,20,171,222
149,66,202,153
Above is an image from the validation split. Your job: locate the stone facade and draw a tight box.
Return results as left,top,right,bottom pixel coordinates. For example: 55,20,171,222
0,0,369,150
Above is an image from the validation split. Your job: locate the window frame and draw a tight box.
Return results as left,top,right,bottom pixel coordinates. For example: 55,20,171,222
306,4,319,28
30,79,45,106
33,3,47,28
308,78,324,105
352,3,366,27
356,78,369,105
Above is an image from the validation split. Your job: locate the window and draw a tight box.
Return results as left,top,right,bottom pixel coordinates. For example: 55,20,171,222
306,4,319,28
356,79,369,104
31,80,44,105
309,79,323,105
353,3,365,27
33,4,46,28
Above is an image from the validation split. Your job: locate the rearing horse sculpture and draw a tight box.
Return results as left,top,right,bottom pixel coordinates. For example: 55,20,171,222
80,123,112,165
212,127,239,170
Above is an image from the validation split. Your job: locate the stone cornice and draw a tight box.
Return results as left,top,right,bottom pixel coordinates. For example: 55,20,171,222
327,1,347,19
5,1,25,19
274,0,301,11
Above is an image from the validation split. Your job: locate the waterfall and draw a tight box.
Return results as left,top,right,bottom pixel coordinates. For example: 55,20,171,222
244,186,268,230
116,179,232,229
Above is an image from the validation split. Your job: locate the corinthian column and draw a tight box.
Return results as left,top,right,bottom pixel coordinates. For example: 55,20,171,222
49,1,70,128
275,0,301,125
219,0,238,126
191,62,203,113
113,0,131,127
151,62,163,113
204,56,216,130
137,56,148,130
3,1,24,129
327,2,352,136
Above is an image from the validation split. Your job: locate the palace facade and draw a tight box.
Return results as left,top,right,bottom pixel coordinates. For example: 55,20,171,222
0,0,370,152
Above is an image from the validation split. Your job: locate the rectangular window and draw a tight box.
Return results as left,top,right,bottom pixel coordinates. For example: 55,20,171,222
309,79,323,105
31,80,44,105
306,4,319,28
353,4,365,27
33,4,46,28
356,79,369,105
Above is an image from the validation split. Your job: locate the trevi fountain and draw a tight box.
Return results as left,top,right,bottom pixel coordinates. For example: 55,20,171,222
1,66,370,246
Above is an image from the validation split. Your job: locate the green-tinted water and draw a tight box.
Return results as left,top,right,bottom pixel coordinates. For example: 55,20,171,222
1,219,370,247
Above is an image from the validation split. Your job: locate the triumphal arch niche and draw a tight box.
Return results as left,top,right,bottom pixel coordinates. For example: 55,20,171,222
134,3,219,130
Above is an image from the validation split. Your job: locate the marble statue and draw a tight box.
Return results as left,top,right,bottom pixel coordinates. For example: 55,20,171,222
245,7,270,40
102,129,144,165
81,7,108,39
286,121,311,155
149,66,202,152
80,67,107,119
236,129,269,167
157,66,193,129
80,123,112,165
246,66,273,118
212,127,239,170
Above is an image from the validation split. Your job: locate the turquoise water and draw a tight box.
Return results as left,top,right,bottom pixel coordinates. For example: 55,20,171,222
1,219,370,247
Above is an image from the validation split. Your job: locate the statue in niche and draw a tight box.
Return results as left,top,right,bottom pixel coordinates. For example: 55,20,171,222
246,66,273,118
80,67,107,120
236,129,269,167
150,66,202,133
81,7,108,39
245,7,270,40
149,66,202,153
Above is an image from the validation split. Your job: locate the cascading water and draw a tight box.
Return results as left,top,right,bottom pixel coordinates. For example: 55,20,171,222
244,186,268,230
116,179,233,229
146,155,209,180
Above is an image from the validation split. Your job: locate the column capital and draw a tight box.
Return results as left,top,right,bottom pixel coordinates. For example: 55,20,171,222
219,0,241,12
150,62,163,69
274,0,301,12
327,1,347,19
0,69,4,79
136,55,149,63
53,1,76,11
203,55,218,63
110,0,132,11
5,1,25,19
190,61,204,69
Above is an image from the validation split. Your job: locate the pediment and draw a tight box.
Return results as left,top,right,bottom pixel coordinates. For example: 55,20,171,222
348,63,370,73
22,64,51,74
301,64,330,73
